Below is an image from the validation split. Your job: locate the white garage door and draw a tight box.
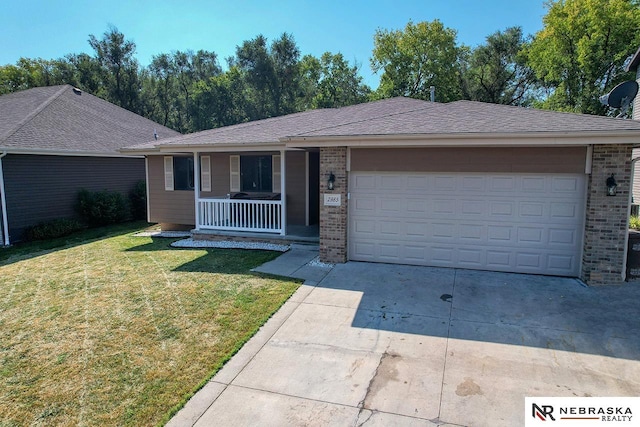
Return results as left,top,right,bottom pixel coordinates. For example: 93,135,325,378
349,172,586,276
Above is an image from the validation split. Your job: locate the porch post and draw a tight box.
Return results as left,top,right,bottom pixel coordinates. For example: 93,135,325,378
280,149,286,236
194,151,200,230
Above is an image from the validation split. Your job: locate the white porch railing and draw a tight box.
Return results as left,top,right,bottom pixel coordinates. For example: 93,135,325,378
197,198,283,233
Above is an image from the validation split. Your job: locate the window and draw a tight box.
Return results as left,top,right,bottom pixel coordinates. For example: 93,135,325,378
173,157,194,191
241,155,272,192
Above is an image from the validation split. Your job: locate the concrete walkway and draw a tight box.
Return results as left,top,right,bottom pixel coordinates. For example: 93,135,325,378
167,248,640,427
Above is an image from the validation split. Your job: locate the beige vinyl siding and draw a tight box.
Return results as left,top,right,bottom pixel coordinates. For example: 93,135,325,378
286,151,306,226
350,147,587,174
148,155,195,226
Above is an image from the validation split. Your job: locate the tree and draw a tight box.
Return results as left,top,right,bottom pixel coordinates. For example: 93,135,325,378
527,0,640,114
88,25,141,111
300,52,371,108
232,33,302,118
461,27,538,106
145,49,222,132
371,20,464,102
65,53,103,96
190,66,249,130
0,58,77,94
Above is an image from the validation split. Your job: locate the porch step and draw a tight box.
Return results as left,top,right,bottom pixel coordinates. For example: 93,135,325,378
191,229,319,245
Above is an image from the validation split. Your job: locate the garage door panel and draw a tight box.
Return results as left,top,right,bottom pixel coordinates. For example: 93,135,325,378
490,176,517,191
349,172,585,276
460,200,486,216
490,202,515,216
522,176,547,192
550,202,579,219
462,176,486,191
552,176,582,192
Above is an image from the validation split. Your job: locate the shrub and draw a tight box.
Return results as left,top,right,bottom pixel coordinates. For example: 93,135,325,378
76,189,130,226
129,180,147,220
24,218,86,241
631,216,640,230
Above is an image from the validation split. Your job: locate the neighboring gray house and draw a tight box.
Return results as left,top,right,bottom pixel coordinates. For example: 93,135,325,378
0,85,180,244
124,97,640,285
624,46,640,203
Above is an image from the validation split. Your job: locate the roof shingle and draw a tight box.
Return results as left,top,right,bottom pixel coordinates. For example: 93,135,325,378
124,97,640,151
0,85,180,154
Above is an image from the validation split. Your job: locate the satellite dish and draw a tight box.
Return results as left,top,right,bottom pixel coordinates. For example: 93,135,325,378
599,80,639,118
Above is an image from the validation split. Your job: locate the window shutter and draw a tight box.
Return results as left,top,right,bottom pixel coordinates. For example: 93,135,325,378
272,155,281,193
164,156,174,191
201,155,211,192
230,155,240,192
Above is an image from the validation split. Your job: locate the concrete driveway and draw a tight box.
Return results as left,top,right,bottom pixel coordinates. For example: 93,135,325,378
168,256,640,426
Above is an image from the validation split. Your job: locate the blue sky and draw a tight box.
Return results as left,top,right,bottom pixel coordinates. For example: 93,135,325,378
1,0,548,88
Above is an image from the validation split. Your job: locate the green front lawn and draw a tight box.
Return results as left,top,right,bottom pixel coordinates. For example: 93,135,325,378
0,223,300,426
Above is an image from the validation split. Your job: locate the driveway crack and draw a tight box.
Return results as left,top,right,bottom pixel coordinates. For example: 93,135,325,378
354,344,391,425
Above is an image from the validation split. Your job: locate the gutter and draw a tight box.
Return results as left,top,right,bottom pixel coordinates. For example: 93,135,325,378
0,147,144,158
0,152,9,246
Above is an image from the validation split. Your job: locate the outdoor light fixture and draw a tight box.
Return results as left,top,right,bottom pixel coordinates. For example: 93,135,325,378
327,172,336,190
606,173,617,196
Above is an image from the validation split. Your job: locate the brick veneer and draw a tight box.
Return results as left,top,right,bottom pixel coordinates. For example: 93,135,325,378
582,144,633,285
319,147,348,263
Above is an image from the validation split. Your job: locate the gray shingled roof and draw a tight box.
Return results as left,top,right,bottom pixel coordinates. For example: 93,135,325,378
295,99,640,137
123,96,640,151
0,85,180,154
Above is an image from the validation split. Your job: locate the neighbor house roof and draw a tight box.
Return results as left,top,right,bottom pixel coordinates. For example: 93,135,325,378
625,45,640,72
0,85,180,156
123,97,640,153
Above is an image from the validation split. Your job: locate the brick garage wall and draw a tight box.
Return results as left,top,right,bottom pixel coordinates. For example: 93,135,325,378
582,144,633,285
319,147,348,263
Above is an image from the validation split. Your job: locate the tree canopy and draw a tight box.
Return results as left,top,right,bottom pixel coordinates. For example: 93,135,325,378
1,0,639,133
527,0,640,114
371,20,464,102
461,27,538,106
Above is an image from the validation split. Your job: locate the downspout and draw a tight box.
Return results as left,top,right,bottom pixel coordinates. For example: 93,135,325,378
0,152,10,246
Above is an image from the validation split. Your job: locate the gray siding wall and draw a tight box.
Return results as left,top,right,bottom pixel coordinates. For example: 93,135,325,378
3,154,144,241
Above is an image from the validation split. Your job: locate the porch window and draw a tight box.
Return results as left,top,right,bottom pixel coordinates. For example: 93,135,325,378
173,157,194,191
241,155,272,192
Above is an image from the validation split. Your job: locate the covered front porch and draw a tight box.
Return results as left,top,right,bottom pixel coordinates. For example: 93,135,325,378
187,148,319,241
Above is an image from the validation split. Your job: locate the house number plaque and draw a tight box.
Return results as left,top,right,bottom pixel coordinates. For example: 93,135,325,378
323,194,341,206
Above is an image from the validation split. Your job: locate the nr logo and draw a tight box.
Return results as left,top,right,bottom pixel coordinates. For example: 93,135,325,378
533,403,556,421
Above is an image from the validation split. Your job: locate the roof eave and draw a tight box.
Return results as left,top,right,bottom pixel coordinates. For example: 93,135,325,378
152,142,287,152
283,130,640,148
0,147,144,158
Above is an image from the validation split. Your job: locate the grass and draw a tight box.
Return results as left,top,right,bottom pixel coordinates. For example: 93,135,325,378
0,223,300,426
